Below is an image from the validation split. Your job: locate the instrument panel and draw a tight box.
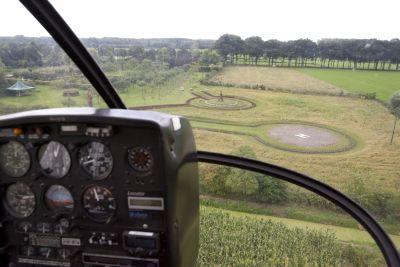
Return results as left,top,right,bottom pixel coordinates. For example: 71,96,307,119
0,108,199,267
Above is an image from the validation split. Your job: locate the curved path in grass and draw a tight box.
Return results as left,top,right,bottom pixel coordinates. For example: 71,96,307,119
189,117,359,154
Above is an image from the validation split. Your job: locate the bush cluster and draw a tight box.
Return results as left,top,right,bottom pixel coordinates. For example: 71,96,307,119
200,146,287,204
198,64,222,73
108,62,184,91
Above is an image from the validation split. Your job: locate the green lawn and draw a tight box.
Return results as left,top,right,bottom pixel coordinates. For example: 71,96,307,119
0,85,106,113
300,68,400,102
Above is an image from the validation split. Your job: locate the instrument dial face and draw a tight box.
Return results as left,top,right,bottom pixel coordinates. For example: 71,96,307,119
79,142,113,180
39,141,71,179
44,185,74,213
5,183,36,218
82,185,116,222
0,141,31,177
128,147,154,173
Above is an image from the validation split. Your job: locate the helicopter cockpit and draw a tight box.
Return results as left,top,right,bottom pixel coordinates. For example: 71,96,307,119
0,1,399,267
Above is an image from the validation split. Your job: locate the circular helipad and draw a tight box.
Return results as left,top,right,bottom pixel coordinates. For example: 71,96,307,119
265,123,356,153
189,97,255,110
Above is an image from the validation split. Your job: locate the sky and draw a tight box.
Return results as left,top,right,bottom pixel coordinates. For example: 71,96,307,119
0,0,399,41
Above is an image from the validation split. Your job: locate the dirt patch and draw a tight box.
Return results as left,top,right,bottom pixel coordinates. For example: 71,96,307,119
268,125,340,147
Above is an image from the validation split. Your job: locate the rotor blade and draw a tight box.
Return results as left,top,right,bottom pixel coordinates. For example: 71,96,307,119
19,0,127,109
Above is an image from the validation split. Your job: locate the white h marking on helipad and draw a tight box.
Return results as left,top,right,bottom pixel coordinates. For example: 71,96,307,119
295,133,310,139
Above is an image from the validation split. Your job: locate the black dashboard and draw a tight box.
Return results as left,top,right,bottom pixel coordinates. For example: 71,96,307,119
0,108,199,267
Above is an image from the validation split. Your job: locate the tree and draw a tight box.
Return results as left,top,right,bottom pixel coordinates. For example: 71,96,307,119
0,58,5,88
214,34,243,63
293,39,317,67
264,39,282,65
388,39,400,70
389,93,400,144
175,48,192,66
245,36,264,65
129,47,145,62
199,50,221,65
207,145,287,203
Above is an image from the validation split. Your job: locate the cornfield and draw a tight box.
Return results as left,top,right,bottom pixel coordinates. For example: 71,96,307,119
197,206,343,267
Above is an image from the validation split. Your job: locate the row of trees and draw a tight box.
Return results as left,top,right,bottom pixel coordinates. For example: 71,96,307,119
0,41,207,69
96,46,198,68
215,34,400,70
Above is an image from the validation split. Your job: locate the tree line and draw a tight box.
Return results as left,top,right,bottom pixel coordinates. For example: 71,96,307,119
0,42,207,69
215,34,400,70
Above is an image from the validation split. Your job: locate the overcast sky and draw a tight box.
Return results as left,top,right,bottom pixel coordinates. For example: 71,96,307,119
0,0,399,41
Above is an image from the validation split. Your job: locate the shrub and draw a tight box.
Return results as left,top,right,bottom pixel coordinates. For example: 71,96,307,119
200,146,288,204
345,176,397,219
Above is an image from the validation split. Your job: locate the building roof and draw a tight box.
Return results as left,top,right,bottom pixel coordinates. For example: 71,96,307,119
6,80,35,91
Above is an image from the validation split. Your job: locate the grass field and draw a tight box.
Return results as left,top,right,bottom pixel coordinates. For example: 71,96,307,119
119,71,204,107
0,86,107,113
209,66,400,102
210,66,343,94
161,87,400,194
300,68,400,102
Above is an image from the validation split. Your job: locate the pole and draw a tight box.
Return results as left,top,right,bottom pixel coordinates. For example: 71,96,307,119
390,116,397,144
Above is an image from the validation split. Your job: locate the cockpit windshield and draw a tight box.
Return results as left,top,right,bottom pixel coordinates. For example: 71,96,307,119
1,1,400,266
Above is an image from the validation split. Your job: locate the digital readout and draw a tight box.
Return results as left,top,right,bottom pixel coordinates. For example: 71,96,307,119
129,199,162,207
125,237,156,249
128,197,164,210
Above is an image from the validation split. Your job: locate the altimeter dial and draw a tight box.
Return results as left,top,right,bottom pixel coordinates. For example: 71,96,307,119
0,141,31,177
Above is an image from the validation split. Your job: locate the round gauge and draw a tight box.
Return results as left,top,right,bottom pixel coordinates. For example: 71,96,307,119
82,185,116,222
5,183,36,218
0,141,31,177
128,147,154,173
44,185,74,213
78,142,113,180
39,141,71,179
